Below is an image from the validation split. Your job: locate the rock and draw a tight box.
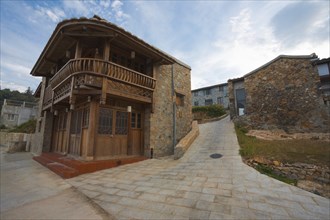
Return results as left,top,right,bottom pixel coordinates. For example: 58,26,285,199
273,160,281,166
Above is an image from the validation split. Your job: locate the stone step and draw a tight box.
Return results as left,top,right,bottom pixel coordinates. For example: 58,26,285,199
33,153,148,179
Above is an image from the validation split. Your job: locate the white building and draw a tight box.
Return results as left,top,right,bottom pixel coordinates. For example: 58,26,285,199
0,99,38,128
191,83,229,108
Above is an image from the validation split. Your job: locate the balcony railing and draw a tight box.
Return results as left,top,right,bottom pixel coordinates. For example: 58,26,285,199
49,58,156,90
43,58,156,109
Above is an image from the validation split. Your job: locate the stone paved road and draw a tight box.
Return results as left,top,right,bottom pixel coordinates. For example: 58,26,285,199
0,147,109,219
69,117,330,219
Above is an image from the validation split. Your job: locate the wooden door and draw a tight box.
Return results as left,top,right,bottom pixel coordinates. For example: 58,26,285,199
130,112,143,155
69,109,83,156
52,111,67,154
95,108,129,159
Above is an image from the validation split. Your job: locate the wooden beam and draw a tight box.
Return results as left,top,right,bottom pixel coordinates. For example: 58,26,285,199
86,101,97,160
100,77,107,105
63,31,115,38
75,40,82,59
103,39,111,61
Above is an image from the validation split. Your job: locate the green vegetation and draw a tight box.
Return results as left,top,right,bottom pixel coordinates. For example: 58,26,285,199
235,124,329,185
235,125,330,166
255,163,297,185
0,88,36,110
192,104,226,119
9,119,36,134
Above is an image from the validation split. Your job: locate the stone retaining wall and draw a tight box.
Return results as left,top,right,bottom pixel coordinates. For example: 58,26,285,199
246,158,330,184
174,121,199,159
0,132,33,152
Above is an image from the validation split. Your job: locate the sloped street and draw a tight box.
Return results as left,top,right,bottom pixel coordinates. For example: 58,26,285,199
69,117,330,219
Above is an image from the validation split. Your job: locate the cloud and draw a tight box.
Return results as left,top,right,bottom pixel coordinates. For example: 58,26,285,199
111,0,130,22
62,0,89,16
0,80,30,93
271,1,329,47
34,5,66,22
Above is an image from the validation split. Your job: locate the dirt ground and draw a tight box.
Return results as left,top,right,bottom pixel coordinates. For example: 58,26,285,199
247,129,330,141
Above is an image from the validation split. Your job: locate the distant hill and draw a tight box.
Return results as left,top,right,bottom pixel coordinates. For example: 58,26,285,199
0,88,36,110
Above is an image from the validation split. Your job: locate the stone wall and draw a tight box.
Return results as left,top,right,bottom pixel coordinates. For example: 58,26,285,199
232,57,330,133
174,121,199,159
148,63,192,157
0,132,34,152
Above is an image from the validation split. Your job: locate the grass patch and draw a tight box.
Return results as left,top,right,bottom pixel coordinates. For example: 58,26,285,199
255,164,297,186
235,125,330,167
9,119,36,134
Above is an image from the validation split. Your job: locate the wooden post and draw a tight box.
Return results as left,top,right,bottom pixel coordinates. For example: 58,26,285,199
100,77,107,105
64,110,71,155
75,40,82,58
104,39,111,61
86,101,97,160
127,111,132,155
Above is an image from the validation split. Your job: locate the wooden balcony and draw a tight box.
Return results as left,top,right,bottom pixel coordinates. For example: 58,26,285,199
43,59,156,109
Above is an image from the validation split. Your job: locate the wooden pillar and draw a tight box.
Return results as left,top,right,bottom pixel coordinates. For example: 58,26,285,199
75,40,82,58
86,100,97,160
69,76,76,109
64,109,71,154
100,77,107,105
103,39,111,61
127,110,132,155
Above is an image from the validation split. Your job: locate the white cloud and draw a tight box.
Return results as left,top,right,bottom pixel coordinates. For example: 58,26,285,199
1,62,31,77
62,0,89,16
0,80,30,92
34,5,66,23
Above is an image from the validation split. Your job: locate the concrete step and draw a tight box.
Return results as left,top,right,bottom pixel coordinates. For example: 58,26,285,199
34,153,148,179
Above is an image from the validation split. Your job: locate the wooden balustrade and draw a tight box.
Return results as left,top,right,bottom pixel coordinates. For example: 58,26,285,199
43,85,53,108
49,58,156,90
43,58,156,110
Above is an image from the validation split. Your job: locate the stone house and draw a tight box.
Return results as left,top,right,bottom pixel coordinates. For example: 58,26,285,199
191,83,229,108
228,54,330,133
30,16,192,160
0,99,38,128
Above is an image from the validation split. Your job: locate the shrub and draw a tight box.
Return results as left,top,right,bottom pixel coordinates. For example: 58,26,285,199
192,105,226,118
9,119,36,133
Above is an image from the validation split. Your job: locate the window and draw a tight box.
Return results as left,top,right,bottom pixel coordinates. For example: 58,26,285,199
204,89,211,95
98,108,113,134
176,93,185,106
205,99,213,106
137,113,141,128
131,112,142,129
194,91,198,97
219,86,224,92
82,107,89,128
70,110,82,134
194,101,199,106
131,112,136,128
217,97,223,105
7,114,15,121
115,111,128,135
236,88,246,115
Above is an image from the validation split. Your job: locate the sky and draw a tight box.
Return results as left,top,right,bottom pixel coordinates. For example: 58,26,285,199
0,0,329,92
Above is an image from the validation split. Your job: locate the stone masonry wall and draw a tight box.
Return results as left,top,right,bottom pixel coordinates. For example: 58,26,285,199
243,58,330,133
149,63,192,157
174,64,193,144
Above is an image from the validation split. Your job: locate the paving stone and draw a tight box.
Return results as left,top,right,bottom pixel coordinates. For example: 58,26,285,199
68,117,330,220
138,192,167,203
195,200,231,215
80,189,101,199
166,196,196,208
248,202,290,216
116,190,141,198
